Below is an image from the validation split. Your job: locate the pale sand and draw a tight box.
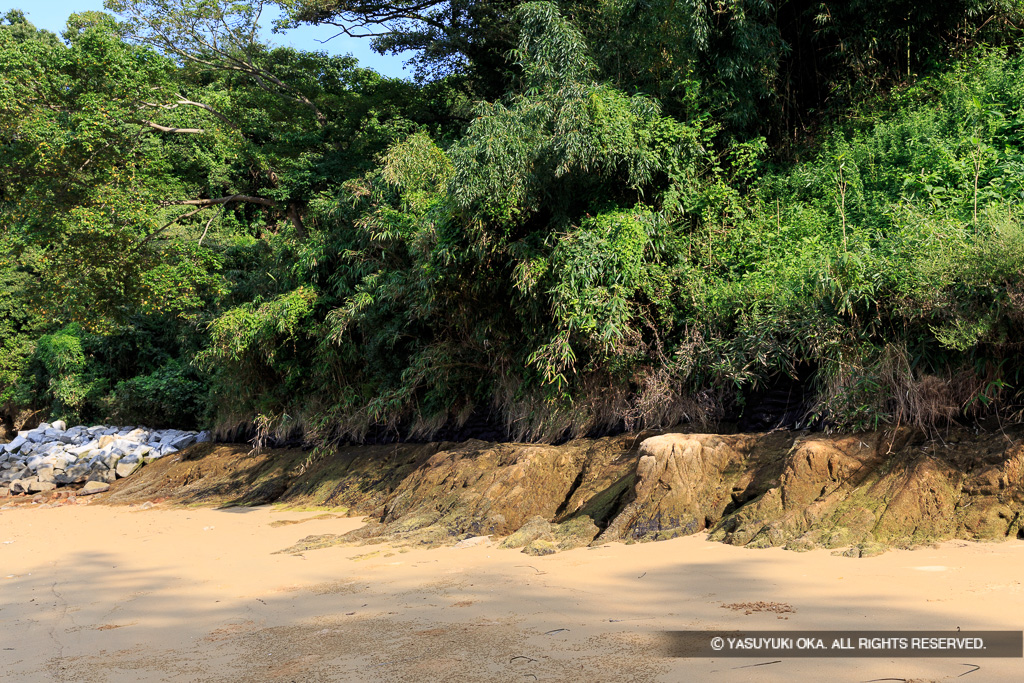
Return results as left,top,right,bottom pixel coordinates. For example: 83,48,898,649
1,503,1022,682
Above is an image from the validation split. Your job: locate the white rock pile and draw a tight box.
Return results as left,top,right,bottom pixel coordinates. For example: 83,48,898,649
0,421,210,496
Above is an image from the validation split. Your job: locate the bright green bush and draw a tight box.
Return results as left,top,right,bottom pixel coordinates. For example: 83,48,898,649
24,324,106,424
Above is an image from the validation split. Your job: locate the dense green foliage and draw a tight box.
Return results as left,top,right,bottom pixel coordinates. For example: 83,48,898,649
2,1,1024,442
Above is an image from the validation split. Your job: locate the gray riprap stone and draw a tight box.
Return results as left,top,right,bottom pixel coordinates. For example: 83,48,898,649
69,442,96,456
28,480,56,493
88,451,117,468
0,423,195,490
86,468,115,483
9,479,31,494
55,464,90,484
115,459,143,478
4,435,26,453
169,434,196,450
42,452,69,467
79,481,110,495
123,428,149,443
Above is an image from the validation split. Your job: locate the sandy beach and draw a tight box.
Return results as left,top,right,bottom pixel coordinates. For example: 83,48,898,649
2,501,1022,682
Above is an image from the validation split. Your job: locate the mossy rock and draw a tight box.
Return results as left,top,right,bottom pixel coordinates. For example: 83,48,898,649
784,536,818,552
958,503,1018,540
820,527,858,549
522,539,557,556
857,541,887,557
553,516,600,550
652,527,694,542
500,516,554,548
840,541,887,558
498,515,598,553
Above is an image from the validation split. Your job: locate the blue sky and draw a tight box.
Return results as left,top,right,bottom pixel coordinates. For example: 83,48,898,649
10,0,411,78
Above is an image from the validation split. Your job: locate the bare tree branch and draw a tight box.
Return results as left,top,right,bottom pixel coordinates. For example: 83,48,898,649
155,194,307,237
114,1,326,125
160,194,276,207
294,0,449,32
158,206,205,231
142,95,240,129
198,212,216,246
143,121,206,134
175,96,239,128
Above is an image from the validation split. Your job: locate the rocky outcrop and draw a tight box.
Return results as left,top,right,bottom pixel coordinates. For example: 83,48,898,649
280,435,646,552
597,433,782,542
35,424,1024,558
285,427,1024,555
709,429,1024,553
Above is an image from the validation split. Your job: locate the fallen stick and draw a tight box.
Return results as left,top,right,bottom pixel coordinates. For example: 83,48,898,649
731,660,781,670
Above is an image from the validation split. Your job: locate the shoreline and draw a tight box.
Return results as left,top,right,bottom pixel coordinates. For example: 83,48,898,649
2,502,1022,681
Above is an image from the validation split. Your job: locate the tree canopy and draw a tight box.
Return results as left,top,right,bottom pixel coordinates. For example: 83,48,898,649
3,1,1024,442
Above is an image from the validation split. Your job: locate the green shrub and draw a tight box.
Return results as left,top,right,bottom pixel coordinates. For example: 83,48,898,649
108,360,207,429
24,324,106,424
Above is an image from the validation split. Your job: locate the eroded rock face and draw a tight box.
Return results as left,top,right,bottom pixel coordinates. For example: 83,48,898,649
709,429,1024,553
711,433,890,549
307,436,641,551
313,428,1024,555
598,434,761,542
85,425,1024,557
379,440,584,535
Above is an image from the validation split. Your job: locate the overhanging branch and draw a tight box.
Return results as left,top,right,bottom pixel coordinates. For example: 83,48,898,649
151,194,306,239
160,194,275,207
142,95,240,129
143,121,206,134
